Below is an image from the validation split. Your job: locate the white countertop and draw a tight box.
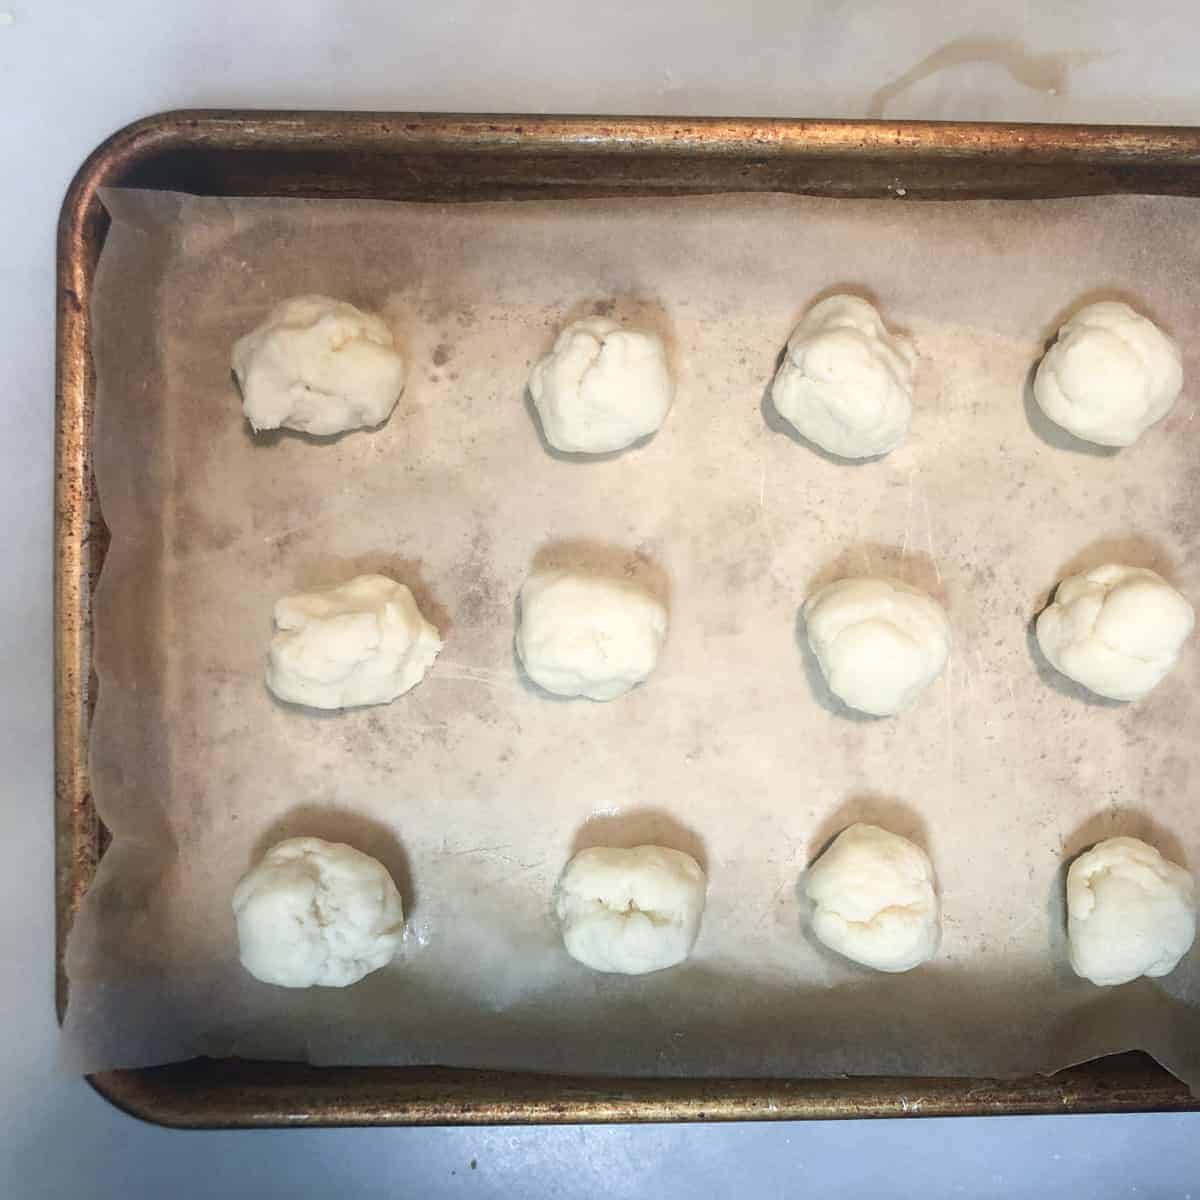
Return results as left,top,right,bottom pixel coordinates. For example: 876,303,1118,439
3,2,1200,1195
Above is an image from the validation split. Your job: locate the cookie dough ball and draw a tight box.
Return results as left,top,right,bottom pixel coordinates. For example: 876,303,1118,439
267,574,442,710
1033,301,1182,447
232,295,406,435
803,577,951,716
1036,565,1193,702
516,569,667,700
804,823,940,973
555,845,707,975
770,295,915,459
232,837,405,988
528,316,673,453
1067,836,1196,987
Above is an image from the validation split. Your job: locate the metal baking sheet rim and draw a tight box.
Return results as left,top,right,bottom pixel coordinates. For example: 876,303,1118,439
54,110,1200,1126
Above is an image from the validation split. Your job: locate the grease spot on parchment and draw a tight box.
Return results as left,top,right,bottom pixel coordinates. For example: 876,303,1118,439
867,36,1106,118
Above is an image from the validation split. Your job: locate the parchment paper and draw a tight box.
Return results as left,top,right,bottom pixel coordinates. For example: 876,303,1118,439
64,186,1200,1086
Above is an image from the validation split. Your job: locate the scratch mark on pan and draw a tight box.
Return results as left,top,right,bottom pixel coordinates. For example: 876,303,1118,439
900,468,916,557
755,878,794,930
438,661,509,680
445,844,516,861
433,665,525,694
921,491,941,582
944,657,956,794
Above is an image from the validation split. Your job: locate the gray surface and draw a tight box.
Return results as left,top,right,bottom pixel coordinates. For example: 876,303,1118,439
4,2,1200,1195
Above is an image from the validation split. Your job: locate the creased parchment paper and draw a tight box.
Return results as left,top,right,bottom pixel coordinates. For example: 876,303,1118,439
64,187,1200,1086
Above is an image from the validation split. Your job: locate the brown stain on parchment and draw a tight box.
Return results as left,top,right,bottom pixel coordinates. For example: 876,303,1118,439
174,497,241,556
445,522,506,631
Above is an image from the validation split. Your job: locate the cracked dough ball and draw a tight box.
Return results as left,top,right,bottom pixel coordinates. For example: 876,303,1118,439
803,577,951,716
770,295,915,459
232,837,405,988
805,823,940,973
267,574,442,710
528,316,673,453
1067,836,1196,987
1033,301,1182,447
232,295,406,435
555,845,707,975
1036,564,1193,701
516,569,667,700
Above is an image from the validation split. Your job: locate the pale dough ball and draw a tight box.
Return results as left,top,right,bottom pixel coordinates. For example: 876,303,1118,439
528,316,673,453
770,295,915,459
1036,564,1193,701
1067,836,1196,987
267,574,442,710
1033,301,1182,447
804,823,940,973
803,577,951,716
232,837,405,988
516,569,667,700
232,294,406,435
555,844,707,975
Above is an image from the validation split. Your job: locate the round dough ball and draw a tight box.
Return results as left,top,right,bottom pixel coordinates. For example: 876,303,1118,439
528,316,673,454
1067,836,1196,987
232,837,405,988
555,844,707,975
267,574,442,710
232,295,406,435
516,569,667,700
803,577,951,716
1033,301,1182,447
1036,564,1193,701
804,823,940,973
770,295,915,459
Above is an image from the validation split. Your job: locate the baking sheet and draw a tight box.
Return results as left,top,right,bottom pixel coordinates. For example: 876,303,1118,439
62,186,1200,1085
